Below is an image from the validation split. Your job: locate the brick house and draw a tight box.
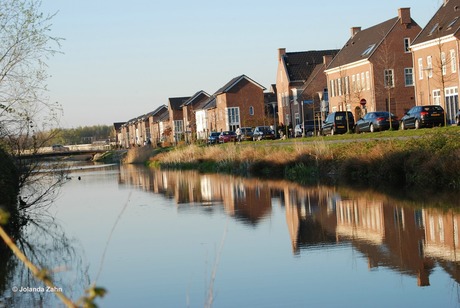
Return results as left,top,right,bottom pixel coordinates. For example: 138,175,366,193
276,48,339,127
410,0,460,124
168,96,190,142
195,95,217,140
181,91,210,142
325,8,422,120
209,74,266,132
147,105,168,145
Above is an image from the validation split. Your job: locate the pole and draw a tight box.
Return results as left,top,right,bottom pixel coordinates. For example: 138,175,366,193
301,101,305,137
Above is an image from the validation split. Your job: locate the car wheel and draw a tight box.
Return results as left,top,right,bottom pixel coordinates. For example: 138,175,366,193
400,121,405,130
415,119,420,129
370,124,375,133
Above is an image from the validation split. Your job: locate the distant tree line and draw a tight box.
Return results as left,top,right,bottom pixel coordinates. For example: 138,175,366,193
50,125,115,145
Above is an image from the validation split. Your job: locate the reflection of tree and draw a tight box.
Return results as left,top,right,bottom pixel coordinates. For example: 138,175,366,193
0,212,88,307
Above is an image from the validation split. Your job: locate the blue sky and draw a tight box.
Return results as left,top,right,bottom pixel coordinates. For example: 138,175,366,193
41,0,442,128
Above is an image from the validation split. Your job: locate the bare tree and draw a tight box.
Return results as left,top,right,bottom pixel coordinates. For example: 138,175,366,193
0,0,64,208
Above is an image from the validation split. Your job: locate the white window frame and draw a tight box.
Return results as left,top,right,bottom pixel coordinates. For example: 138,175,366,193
384,69,394,88
451,49,457,73
427,56,433,78
404,37,410,53
418,58,424,80
366,71,370,90
433,89,441,105
441,52,447,75
249,106,254,116
404,68,413,86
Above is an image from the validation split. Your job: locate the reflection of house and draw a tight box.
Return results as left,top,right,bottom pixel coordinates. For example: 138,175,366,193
410,0,460,124
423,208,460,262
325,8,422,119
335,198,433,287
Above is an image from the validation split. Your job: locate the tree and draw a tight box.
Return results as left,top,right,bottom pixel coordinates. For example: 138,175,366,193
0,0,64,205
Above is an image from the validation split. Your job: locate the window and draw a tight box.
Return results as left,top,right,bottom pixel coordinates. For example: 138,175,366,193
174,120,183,133
429,23,439,36
249,106,254,116
345,76,350,95
447,17,459,29
404,38,410,53
451,50,457,73
366,71,370,90
330,80,335,97
427,56,433,77
356,73,360,90
352,75,356,92
404,68,413,86
384,69,394,88
433,89,441,105
338,78,343,96
362,44,375,56
441,52,446,75
361,72,365,90
418,58,424,80
227,107,240,126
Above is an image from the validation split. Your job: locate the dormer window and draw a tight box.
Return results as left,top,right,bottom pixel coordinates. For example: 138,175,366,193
429,23,439,35
362,44,375,56
447,17,459,29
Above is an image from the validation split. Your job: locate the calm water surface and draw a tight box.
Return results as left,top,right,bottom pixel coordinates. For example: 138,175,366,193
2,164,460,307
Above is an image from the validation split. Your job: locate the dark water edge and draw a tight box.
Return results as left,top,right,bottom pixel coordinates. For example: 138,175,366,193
153,158,460,210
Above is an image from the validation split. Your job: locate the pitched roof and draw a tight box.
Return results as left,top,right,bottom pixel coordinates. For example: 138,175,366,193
327,17,400,70
181,90,210,107
412,0,460,46
215,74,266,95
195,95,216,111
169,96,190,110
282,50,339,82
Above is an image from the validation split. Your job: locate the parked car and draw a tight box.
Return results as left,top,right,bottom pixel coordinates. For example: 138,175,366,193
252,126,275,141
456,109,460,125
321,111,355,135
52,144,70,152
207,132,221,145
218,131,237,143
239,127,254,141
294,120,322,137
400,105,445,130
354,111,399,133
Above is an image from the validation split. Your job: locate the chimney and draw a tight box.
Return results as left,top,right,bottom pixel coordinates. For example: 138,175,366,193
351,27,361,37
398,7,411,25
278,48,286,61
323,55,334,67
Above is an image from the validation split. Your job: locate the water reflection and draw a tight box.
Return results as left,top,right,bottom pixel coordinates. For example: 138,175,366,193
0,212,89,307
119,165,460,289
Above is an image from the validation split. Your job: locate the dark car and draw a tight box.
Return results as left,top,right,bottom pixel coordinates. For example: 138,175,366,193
294,120,322,137
207,132,221,145
354,111,399,133
400,105,445,130
252,126,275,141
321,111,354,135
218,131,237,143
239,127,254,141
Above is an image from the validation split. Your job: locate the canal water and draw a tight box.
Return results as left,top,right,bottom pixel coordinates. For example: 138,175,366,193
2,163,460,307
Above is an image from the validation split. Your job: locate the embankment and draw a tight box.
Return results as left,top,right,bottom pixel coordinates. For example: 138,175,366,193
147,131,460,191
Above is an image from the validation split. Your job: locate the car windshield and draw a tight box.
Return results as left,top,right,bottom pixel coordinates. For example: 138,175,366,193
241,128,252,133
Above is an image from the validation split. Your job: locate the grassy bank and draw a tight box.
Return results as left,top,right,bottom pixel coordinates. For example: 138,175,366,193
147,127,460,191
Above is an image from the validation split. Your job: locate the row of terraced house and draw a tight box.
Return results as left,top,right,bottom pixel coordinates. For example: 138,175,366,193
116,1,460,147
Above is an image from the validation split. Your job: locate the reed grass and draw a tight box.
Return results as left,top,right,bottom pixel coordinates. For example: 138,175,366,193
149,129,460,190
